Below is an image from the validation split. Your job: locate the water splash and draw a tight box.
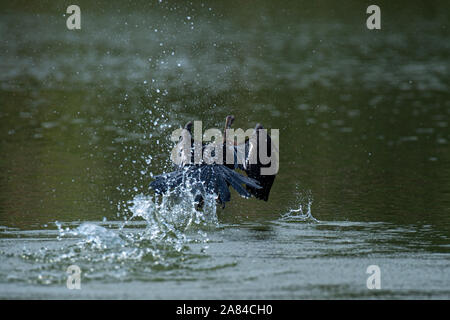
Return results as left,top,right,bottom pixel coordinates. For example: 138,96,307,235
56,222,125,250
280,189,319,223
55,187,219,254
124,188,219,250
128,191,218,233
0,188,221,286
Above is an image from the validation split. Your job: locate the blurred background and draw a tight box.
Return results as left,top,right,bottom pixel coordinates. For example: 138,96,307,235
1,0,449,227
0,0,449,298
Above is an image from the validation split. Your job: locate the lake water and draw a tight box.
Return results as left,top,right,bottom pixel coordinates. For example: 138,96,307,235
0,0,449,299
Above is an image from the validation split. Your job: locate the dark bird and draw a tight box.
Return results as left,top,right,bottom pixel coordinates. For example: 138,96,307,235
149,116,262,209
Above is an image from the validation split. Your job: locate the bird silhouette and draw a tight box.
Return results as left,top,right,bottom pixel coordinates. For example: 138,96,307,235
149,116,277,209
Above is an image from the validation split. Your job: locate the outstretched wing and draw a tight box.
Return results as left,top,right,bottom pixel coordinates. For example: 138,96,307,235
149,169,186,194
149,164,261,206
242,126,278,201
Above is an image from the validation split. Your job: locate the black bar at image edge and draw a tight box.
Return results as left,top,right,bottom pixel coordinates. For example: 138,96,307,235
0,300,444,317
